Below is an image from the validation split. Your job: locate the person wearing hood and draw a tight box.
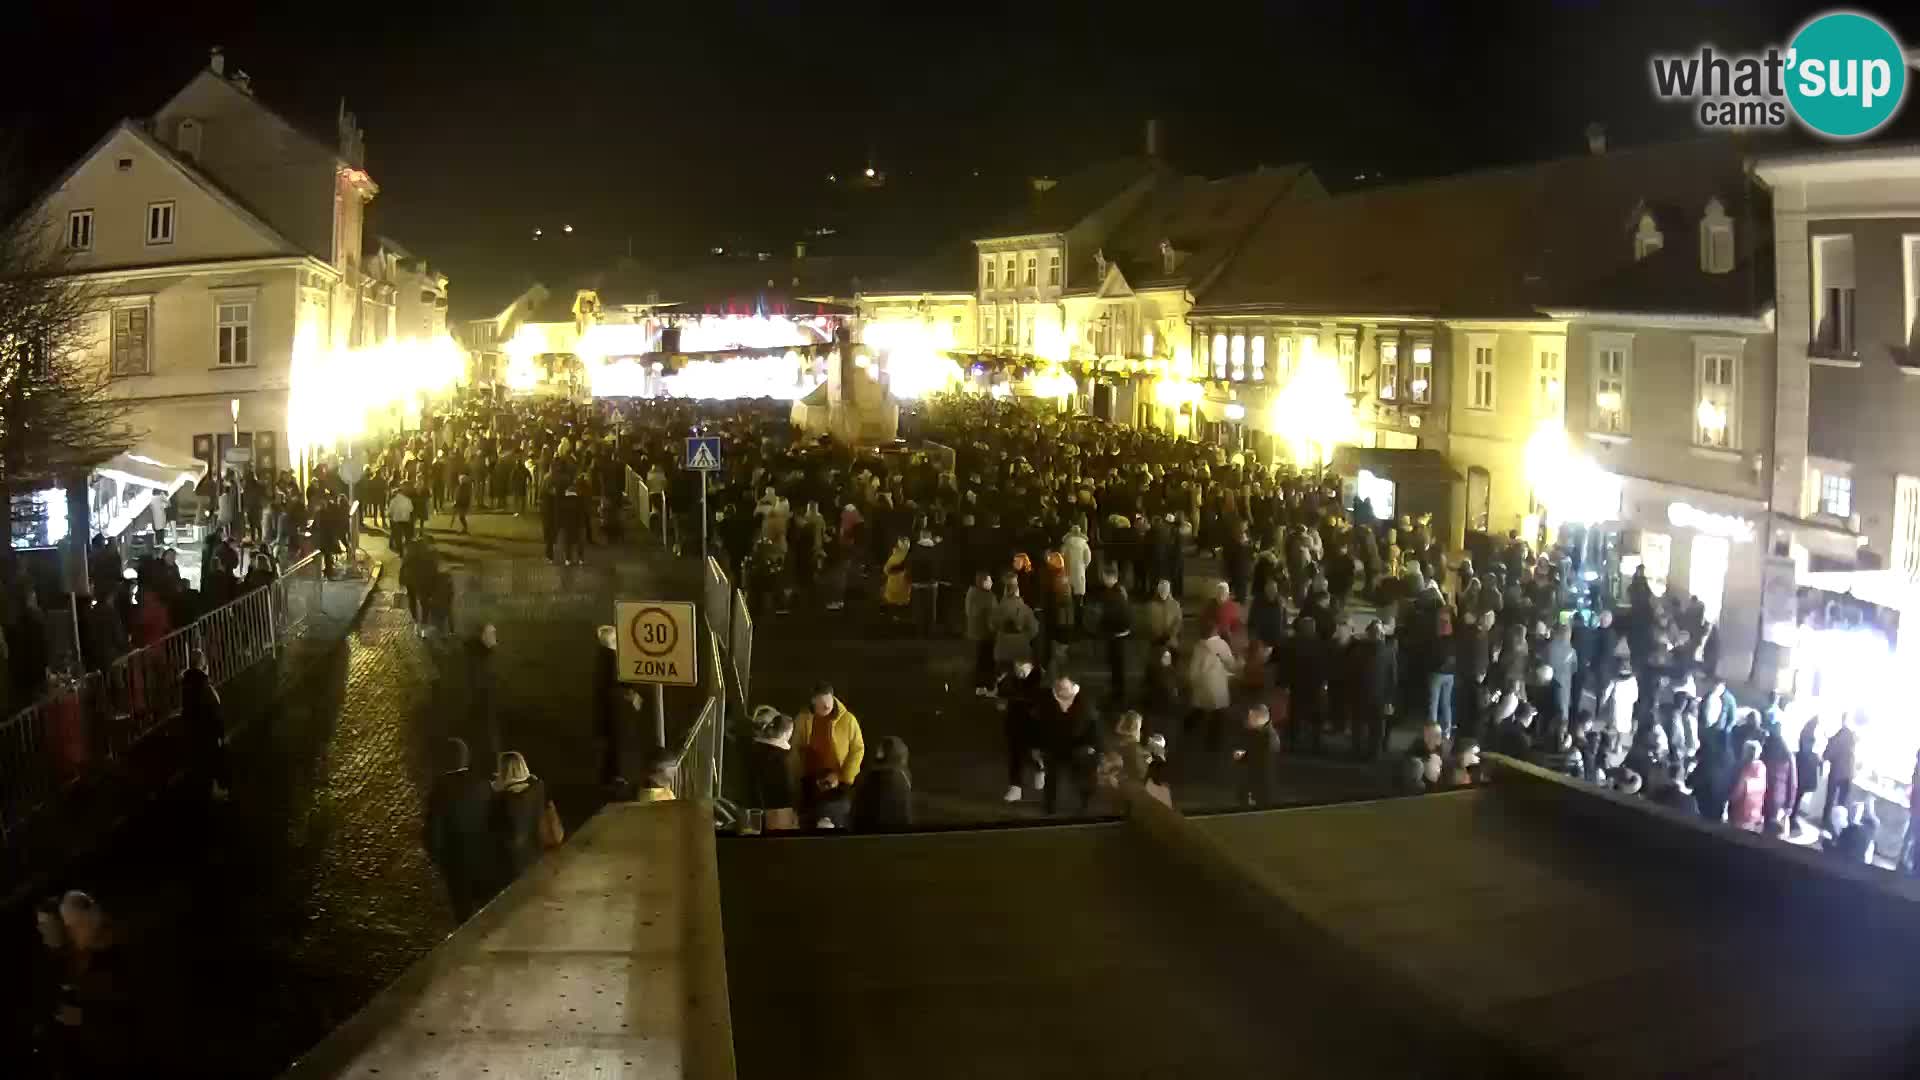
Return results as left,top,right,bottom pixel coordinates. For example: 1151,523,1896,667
852,735,914,831
794,681,863,827
491,750,552,881
745,707,799,831
424,737,498,921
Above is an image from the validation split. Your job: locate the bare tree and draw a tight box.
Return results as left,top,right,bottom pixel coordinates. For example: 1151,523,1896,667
0,209,138,550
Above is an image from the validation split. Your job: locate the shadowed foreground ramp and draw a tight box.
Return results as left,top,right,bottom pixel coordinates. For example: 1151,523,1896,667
717,824,1446,1080
283,800,735,1080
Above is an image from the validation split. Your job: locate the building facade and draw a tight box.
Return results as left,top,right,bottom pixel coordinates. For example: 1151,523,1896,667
30,51,379,481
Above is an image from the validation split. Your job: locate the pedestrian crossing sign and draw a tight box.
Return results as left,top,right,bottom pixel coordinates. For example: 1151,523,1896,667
684,436,722,471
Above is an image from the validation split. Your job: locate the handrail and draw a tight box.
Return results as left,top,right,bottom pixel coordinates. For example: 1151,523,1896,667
0,550,327,847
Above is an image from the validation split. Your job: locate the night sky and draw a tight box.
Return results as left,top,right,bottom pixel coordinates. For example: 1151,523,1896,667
6,2,1914,316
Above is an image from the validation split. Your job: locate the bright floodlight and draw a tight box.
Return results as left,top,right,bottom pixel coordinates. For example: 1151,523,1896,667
563,224,574,233
865,167,876,178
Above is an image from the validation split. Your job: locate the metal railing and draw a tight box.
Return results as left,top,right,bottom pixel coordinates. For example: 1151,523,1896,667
702,556,732,645
728,587,752,705
0,552,326,847
624,465,655,538
670,629,737,826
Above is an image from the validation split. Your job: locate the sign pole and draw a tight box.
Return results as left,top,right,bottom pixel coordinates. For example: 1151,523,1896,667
700,471,709,560
653,683,667,750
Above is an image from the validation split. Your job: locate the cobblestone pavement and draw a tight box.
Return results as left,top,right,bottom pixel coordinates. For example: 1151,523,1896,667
6,508,698,1078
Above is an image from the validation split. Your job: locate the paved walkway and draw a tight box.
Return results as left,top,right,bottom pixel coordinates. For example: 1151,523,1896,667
3,509,689,1077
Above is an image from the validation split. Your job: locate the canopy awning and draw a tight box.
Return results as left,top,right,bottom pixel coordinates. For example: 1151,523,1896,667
96,448,207,494
1797,568,1920,615
1329,445,1460,484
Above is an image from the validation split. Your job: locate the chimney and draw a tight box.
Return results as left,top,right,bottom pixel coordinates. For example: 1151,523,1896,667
232,69,253,95
1145,117,1160,158
209,47,225,76
794,241,807,260
176,118,203,161
1586,122,1606,155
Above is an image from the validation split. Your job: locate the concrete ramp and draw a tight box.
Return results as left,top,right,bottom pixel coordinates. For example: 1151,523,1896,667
282,800,734,1080
717,824,1448,1079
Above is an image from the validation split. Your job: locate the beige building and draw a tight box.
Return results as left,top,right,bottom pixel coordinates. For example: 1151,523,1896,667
28,50,382,480
1194,138,1775,676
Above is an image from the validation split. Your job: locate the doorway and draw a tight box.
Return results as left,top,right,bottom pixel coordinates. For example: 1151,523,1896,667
1466,467,1490,532
1688,533,1731,624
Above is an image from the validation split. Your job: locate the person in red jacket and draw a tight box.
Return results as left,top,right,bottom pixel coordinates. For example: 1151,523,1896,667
1726,737,1768,833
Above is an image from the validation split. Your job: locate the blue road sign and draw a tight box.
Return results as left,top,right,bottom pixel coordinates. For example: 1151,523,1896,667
684,436,723,471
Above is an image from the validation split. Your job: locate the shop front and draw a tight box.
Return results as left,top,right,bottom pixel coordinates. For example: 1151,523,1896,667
1329,446,1457,541
1574,474,1767,680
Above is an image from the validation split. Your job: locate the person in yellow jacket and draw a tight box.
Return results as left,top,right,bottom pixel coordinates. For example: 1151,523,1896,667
882,536,912,609
793,680,864,828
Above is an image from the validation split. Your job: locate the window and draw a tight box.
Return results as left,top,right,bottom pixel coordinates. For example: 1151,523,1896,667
1693,340,1741,449
1410,341,1433,404
1003,256,1016,288
1633,212,1663,260
1337,333,1357,392
1640,531,1672,597
1895,475,1920,578
1377,338,1399,400
1002,306,1016,346
1047,252,1061,286
1689,534,1730,624
1212,332,1228,379
983,258,996,291
216,302,251,366
1229,333,1246,382
1467,337,1495,410
1025,255,1037,287
1298,333,1318,375
1904,235,1920,348
982,310,996,346
1592,333,1631,433
1811,234,1856,357
146,201,175,245
1250,334,1266,382
67,210,93,252
1820,472,1853,518
1274,334,1294,379
1143,329,1155,357
1533,338,1564,419
1700,198,1734,274
110,305,150,376
1022,312,1034,348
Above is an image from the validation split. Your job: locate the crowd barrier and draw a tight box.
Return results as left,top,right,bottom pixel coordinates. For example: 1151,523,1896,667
671,629,737,827
0,552,326,847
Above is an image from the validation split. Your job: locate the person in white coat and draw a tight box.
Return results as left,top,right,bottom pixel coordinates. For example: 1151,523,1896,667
1184,624,1240,750
1061,524,1092,614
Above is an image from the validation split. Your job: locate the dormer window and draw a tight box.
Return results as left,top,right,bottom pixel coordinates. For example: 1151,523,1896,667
1700,198,1734,274
1160,239,1177,275
1633,212,1663,261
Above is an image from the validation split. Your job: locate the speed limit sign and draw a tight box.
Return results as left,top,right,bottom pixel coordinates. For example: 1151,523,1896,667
615,600,697,686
